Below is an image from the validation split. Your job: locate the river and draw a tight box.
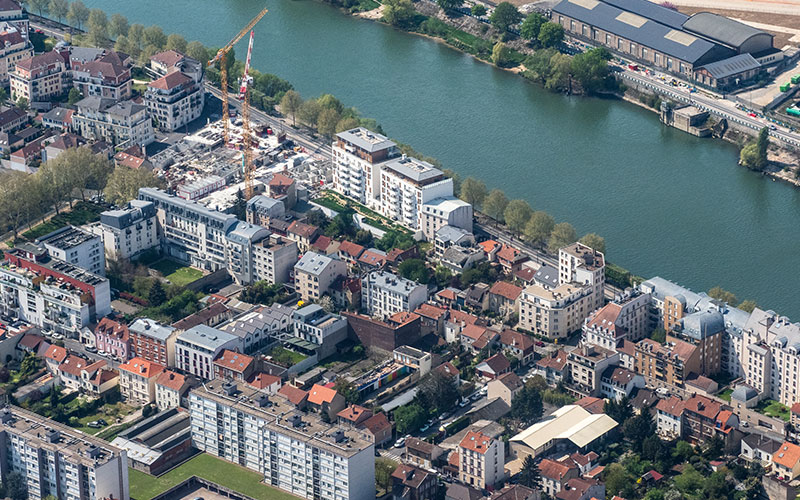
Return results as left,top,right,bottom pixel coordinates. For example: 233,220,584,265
83,0,800,317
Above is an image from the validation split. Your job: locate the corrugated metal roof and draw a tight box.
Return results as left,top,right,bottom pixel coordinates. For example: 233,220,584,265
699,53,760,79
683,12,769,49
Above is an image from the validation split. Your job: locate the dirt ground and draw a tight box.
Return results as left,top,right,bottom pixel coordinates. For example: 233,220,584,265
678,6,800,47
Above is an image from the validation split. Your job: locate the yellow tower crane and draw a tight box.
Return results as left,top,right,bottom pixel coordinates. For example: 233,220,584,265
208,6,268,149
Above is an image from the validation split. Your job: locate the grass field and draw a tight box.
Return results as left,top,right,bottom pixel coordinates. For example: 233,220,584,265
21,201,106,241
150,259,204,286
128,453,300,500
71,402,136,435
757,399,790,422
718,388,733,402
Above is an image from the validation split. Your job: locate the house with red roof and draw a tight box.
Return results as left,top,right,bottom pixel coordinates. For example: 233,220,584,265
311,235,340,256
476,353,511,380
268,173,296,209
246,372,281,394
414,303,448,336
498,329,534,365
555,477,604,500
360,412,392,446
155,370,194,410
307,383,346,420
337,404,373,427
539,458,580,497
392,464,439,500
286,221,320,253
792,402,800,429
80,359,117,397
57,354,88,391
358,248,388,269
277,384,309,409
118,357,166,405
213,349,256,382
496,245,528,274
434,361,461,386
43,344,67,375
488,282,523,320
94,317,131,361
774,441,800,480
535,349,571,385
338,240,365,265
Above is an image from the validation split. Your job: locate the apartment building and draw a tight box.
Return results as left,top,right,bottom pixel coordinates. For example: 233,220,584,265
567,343,620,396
91,200,158,260
246,195,285,226
149,49,203,83
252,234,298,285
189,380,375,500
458,430,504,489
118,357,165,405
635,338,701,388
0,1,28,39
71,49,132,100
10,50,68,102
36,225,105,277
420,197,473,242
175,325,242,380
294,252,346,302
378,155,453,230
519,282,594,339
138,187,238,271
0,406,129,500
72,96,154,147
0,28,31,86
154,370,193,411
224,221,271,286
559,242,605,312
94,317,131,361
332,127,397,206
0,245,111,335
128,318,177,367
145,70,204,131
669,309,725,376
213,350,256,382
219,304,295,354
582,291,650,350
361,270,427,319
293,304,348,360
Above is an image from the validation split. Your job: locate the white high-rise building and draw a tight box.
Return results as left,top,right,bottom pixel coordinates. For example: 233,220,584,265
361,270,427,319
90,200,158,261
189,380,375,500
378,155,453,230
332,127,396,207
37,226,105,276
559,242,606,311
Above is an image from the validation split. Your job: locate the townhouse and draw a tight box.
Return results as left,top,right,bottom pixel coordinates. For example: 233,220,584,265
128,318,177,367
118,357,166,405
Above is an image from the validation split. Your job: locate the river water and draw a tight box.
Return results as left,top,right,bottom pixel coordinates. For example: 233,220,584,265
84,0,800,317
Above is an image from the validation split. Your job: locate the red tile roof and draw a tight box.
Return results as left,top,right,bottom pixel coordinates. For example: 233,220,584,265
513,267,536,282
16,51,65,72
213,349,254,373
338,240,365,259
449,309,480,326
95,317,129,341
58,355,87,377
358,249,386,267
148,71,191,90
287,220,318,238
414,303,447,320
682,394,721,420
655,395,685,417
269,173,294,187
499,329,533,351
460,430,494,454
792,402,800,416
155,370,188,391
247,372,281,390
308,384,339,405
88,368,117,386
539,458,576,481
278,384,309,405
574,396,605,414
775,441,800,469
497,244,526,264
586,303,623,338
44,344,67,363
495,372,523,391
490,281,523,301
461,324,489,341
435,361,459,379
150,49,184,68
537,350,569,371
478,353,510,375
118,357,165,378
478,240,500,255
361,412,392,435
337,404,371,423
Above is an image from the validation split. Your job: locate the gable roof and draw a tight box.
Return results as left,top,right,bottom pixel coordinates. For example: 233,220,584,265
477,353,510,375
150,49,185,68
539,458,577,481
494,372,523,392
118,357,165,378
337,404,371,423
44,344,67,363
435,361,459,379
58,355,87,377
537,349,569,371
490,281,523,301
148,71,191,91
414,303,448,320
307,384,339,405
213,349,254,373
499,329,533,351
460,430,494,454
278,384,309,406
361,412,392,435
155,370,188,392
247,372,281,390
774,441,800,469
95,317,129,341
655,395,685,417
338,240,365,259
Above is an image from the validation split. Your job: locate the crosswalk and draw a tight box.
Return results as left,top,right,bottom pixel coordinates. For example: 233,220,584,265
380,449,405,463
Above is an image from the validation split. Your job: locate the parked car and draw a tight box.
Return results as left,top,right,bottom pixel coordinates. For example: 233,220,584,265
394,437,406,448
85,346,97,353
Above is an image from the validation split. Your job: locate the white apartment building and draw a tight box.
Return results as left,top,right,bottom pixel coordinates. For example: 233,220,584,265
293,304,348,359
0,407,129,500
420,196,473,241
117,356,165,405
225,221,271,286
175,325,242,381
154,370,191,411
458,430,504,489
72,96,154,148
189,380,375,500
582,290,651,350
0,246,111,335
378,155,453,230
0,28,31,86
519,282,594,340
252,235,298,285
91,200,158,260
36,225,105,276
332,127,397,207
294,252,347,302
145,71,204,131
361,270,427,319
559,242,606,311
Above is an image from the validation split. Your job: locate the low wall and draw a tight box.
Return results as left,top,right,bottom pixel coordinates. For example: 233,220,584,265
185,268,230,293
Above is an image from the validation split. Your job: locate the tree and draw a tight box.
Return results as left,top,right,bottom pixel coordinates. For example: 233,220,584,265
739,128,769,171
604,463,633,500
186,40,209,67
334,378,359,404
1,471,27,500
708,286,738,305
437,0,463,13
490,2,522,32
15,96,28,111
471,4,487,16
459,176,487,207
548,222,577,252
316,107,341,138
518,455,541,489
545,52,572,91
280,90,302,127
623,410,655,452
48,0,68,23
103,166,164,207
143,25,167,49
67,0,89,30
29,0,49,16
67,86,81,105
571,47,612,94
504,199,533,234
382,0,416,28
114,35,132,56
579,233,606,254
298,99,322,128
523,211,555,246
510,384,543,424
520,12,546,41
127,23,145,51
375,458,398,492
240,281,287,305
109,13,129,38
166,33,187,53
674,464,704,496
483,189,509,222
394,403,427,434
603,397,632,423
0,87,7,106
336,116,360,133
319,295,335,313
739,299,757,313
492,41,513,67
317,94,344,114
398,258,430,284
148,280,166,306
417,371,460,413
538,22,565,48
650,327,666,343
87,9,109,47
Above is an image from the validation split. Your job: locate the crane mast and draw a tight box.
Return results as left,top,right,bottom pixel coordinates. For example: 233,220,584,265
241,30,255,200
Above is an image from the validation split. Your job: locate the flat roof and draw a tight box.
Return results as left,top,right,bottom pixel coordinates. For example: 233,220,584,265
179,325,239,350
130,318,176,342
37,225,97,250
383,156,443,183
336,127,395,153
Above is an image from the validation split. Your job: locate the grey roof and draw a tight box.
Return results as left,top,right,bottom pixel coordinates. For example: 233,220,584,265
602,0,687,29
742,432,782,454
247,195,284,214
42,107,71,124
130,318,176,342
139,188,238,227
365,270,425,295
442,246,474,266
681,310,725,339
107,99,146,118
100,200,155,230
179,324,239,350
294,251,340,277
699,53,760,79
37,225,97,250
69,46,105,63
683,12,770,49
731,384,758,402
383,155,443,183
336,127,395,153
747,343,768,356
220,304,293,338
422,196,471,212
225,220,269,245
75,95,116,112
552,0,734,64
435,225,473,245
533,264,559,289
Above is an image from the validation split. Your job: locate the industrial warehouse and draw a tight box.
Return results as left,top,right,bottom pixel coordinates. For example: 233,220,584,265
552,0,785,90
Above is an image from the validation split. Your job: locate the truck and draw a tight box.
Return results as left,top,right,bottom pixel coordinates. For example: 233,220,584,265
787,107,800,117
780,83,791,92
792,75,800,85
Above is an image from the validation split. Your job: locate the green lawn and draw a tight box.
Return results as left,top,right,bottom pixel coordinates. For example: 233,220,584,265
129,453,300,500
71,401,136,435
149,259,204,286
757,399,790,422
21,201,106,241
718,388,733,402
268,346,307,365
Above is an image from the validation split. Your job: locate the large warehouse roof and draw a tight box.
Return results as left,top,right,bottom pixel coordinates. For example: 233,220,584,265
602,0,688,29
552,0,734,64
699,53,760,80
682,13,771,50
510,405,619,451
